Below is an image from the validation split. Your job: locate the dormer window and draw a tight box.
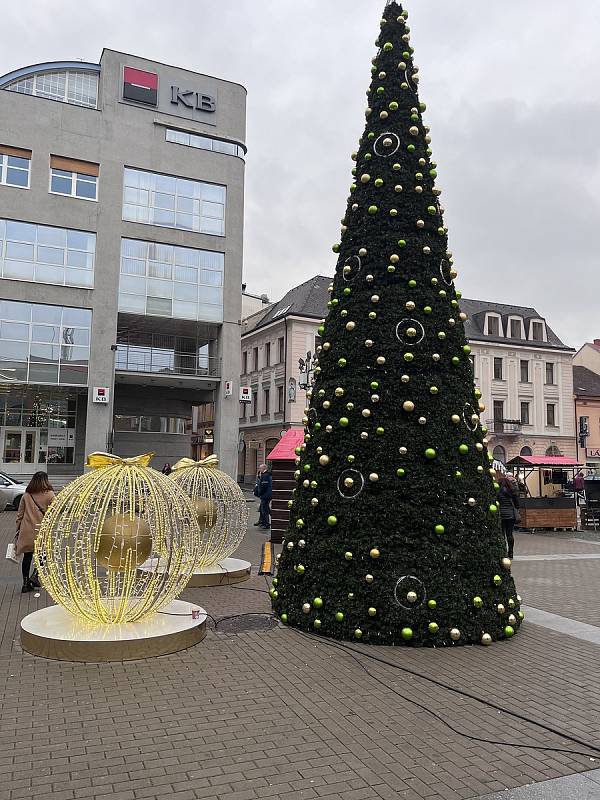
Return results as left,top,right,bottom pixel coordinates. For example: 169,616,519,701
530,319,547,342
509,317,524,339
485,313,502,337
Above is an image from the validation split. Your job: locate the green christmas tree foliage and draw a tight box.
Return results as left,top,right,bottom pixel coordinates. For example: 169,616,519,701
272,1,522,647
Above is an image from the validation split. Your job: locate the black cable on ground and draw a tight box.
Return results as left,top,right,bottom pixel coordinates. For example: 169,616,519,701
293,628,600,761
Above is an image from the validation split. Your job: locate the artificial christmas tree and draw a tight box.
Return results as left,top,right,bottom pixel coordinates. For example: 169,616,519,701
271,1,522,646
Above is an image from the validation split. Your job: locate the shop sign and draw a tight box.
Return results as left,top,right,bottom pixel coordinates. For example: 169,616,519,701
47,428,75,447
240,386,252,402
93,387,110,404
586,448,600,458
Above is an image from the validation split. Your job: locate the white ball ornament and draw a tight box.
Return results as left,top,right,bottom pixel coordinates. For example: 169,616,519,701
409,126,419,136
418,417,427,425
359,247,368,256
287,541,294,550
497,604,505,614
403,401,415,412
450,628,461,641
326,425,333,433
383,137,393,147
361,432,368,440
319,455,330,466
365,574,374,583
399,447,408,456
468,498,476,507
376,356,386,365
360,174,371,184
508,614,517,625
366,274,374,283
369,473,379,482
362,409,372,418
401,374,410,383
391,254,400,264
501,558,512,569
346,321,356,331
451,414,460,424
481,633,492,646
406,301,415,311
407,591,418,604
302,603,311,614
298,539,306,548
423,246,431,255
417,220,425,229
380,111,389,120
365,339,374,348
432,353,441,362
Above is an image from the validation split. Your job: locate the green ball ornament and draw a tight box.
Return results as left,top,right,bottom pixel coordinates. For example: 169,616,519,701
504,625,515,638
518,611,525,620
452,357,460,365
332,244,340,253
370,381,379,390
428,622,439,634
430,169,437,178
389,101,399,111
473,596,483,608
424,306,432,314
425,448,437,459
296,564,305,575
408,279,417,288
376,427,385,435
398,239,407,247
303,464,311,472
404,352,414,362
318,325,325,335
339,417,349,427
383,42,394,51
419,102,427,111
368,205,379,215
296,518,305,528
280,614,288,623
434,524,445,535
354,629,363,639
430,386,439,395
348,592,355,600
458,444,469,455
376,86,385,95
365,153,372,160
367,132,375,140
335,612,344,622
313,619,321,629
438,332,446,340
401,627,413,641
368,607,377,617
427,206,436,215
374,178,384,187
493,574,502,586
407,144,416,153
396,468,405,478
338,358,347,367
327,516,338,527
343,287,352,296
269,588,278,598
287,500,294,509
347,455,355,463
474,388,482,399
314,422,321,430
369,311,377,320
463,345,471,354
331,298,339,306
393,163,402,172
310,480,318,489
428,599,437,610
455,470,462,478
344,551,353,561
313,597,323,609
403,50,411,58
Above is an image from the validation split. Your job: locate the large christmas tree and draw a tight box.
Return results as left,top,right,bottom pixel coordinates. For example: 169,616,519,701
271,1,522,647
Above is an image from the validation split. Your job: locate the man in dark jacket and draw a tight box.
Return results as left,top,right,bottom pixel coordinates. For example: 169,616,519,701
257,464,272,530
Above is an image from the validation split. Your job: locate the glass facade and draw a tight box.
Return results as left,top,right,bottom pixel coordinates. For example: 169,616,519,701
122,168,226,236
0,153,29,188
165,128,245,159
0,219,95,287
114,415,192,435
5,71,98,108
119,238,224,322
0,299,92,386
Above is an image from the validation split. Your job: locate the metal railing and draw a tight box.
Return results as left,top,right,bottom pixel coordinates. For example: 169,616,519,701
115,345,221,378
486,419,522,435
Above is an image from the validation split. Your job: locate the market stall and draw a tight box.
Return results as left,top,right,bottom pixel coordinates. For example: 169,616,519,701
505,455,581,531
267,429,304,544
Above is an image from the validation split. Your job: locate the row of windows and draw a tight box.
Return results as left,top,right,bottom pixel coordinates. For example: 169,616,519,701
114,415,192,435
492,445,562,463
0,151,98,199
490,357,556,385
492,399,558,427
165,129,245,159
242,338,286,374
5,71,98,108
485,314,546,342
240,386,285,419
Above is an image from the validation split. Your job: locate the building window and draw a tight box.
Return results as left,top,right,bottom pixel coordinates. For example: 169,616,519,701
5,70,98,109
520,359,529,383
277,385,284,412
0,219,95,288
531,321,546,341
252,347,259,371
509,318,523,339
469,355,476,376
0,299,91,386
165,128,245,159
263,389,270,414
0,146,31,188
50,156,98,200
546,445,562,457
493,400,504,432
520,402,530,425
546,403,556,427
114,415,191,434
486,315,500,336
240,401,247,420
251,391,257,417
278,337,285,363
119,238,224,323
492,445,506,464
520,446,532,456
545,362,555,385
242,351,248,375
122,167,226,236
493,357,503,380
265,342,271,368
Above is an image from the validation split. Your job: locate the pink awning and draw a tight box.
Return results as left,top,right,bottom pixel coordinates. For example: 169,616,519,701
267,429,304,461
506,456,582,467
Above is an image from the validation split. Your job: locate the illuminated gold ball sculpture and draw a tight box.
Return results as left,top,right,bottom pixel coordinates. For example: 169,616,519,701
34,452,203,624
171,455,248,567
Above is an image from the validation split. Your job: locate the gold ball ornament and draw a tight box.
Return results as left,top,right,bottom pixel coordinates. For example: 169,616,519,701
319,455,330,466
370,548,380,559
403,401,415,412
35,452,202,624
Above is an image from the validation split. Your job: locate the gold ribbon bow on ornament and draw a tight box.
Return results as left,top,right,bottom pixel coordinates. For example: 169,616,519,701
86,452,156,469
172,455,220,471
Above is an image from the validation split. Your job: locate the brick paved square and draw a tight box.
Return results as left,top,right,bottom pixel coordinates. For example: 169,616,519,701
1,508,600,800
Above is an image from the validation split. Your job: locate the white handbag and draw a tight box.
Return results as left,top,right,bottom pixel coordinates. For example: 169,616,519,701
5,542,19,564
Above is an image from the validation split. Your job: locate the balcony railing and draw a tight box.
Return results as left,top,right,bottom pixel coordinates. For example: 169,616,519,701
486,419,522,435
116,345,221,378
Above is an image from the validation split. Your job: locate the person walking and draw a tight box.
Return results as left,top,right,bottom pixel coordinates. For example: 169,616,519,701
257,463,272,530
15,472,55,593
497,474,520,559
161,463,172,475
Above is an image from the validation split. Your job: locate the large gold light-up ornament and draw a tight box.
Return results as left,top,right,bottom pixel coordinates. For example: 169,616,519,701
35,452,203,624
171,456,248,567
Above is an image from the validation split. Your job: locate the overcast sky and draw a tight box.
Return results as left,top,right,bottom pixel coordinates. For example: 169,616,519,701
2,1,600,348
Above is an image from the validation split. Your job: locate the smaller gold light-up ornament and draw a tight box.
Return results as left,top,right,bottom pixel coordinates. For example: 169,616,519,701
171,455,248,568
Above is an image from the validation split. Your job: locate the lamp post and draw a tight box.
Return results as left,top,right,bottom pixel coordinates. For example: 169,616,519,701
298,351,315,392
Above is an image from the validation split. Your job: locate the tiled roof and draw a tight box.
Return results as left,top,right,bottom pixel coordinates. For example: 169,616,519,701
243,275,330,334
573,366,600,397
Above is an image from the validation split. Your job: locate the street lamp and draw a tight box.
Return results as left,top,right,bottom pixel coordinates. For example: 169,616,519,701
298,351,315,391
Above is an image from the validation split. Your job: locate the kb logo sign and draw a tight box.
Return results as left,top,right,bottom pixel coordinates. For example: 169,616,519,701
171,86,216,113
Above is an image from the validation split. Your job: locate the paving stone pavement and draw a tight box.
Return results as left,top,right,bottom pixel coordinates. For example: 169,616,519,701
1,502,600,800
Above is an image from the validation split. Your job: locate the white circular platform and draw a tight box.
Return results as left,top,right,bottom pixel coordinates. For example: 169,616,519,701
138,556,252,588
20,599,207,662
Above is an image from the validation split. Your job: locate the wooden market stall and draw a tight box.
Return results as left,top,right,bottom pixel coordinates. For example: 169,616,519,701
505,455,581,531
266,429,304,544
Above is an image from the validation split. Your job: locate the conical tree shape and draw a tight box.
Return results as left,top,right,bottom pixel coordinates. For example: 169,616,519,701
272,1,522,647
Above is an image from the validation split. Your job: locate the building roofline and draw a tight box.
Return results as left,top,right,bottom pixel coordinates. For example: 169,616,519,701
100,48,248,94
0,61,100,88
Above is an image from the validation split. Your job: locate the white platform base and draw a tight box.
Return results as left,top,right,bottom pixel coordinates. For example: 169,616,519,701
20,599,207,662
138,557,252,588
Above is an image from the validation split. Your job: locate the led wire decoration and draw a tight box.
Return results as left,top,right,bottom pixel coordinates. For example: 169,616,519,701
171,455,248,568
34,452,203,624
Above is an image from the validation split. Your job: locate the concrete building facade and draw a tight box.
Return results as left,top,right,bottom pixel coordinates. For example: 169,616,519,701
238,275,329,483
0,51,246,479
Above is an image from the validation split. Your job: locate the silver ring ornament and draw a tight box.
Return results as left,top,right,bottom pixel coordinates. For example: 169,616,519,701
393,575,427,609
373,132,401,157
404,69,418,94
395,318,425,345
342,255,362,283
462,403,480,432
336,469,366,500
439,259,453,286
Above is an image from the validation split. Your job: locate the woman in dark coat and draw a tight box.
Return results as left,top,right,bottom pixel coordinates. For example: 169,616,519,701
497,474,519,559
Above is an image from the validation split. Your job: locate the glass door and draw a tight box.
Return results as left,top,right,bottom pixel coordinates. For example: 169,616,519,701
1,428,39,471
2,429,22,464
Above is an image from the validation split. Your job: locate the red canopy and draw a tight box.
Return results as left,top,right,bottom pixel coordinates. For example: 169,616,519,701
267,429,304,461
506,456,582,468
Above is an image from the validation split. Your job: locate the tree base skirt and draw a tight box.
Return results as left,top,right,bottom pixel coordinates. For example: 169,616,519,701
20,600,207,662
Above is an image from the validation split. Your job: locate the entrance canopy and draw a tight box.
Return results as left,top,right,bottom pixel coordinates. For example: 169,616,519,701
506,456,582,468
267,429,304,461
